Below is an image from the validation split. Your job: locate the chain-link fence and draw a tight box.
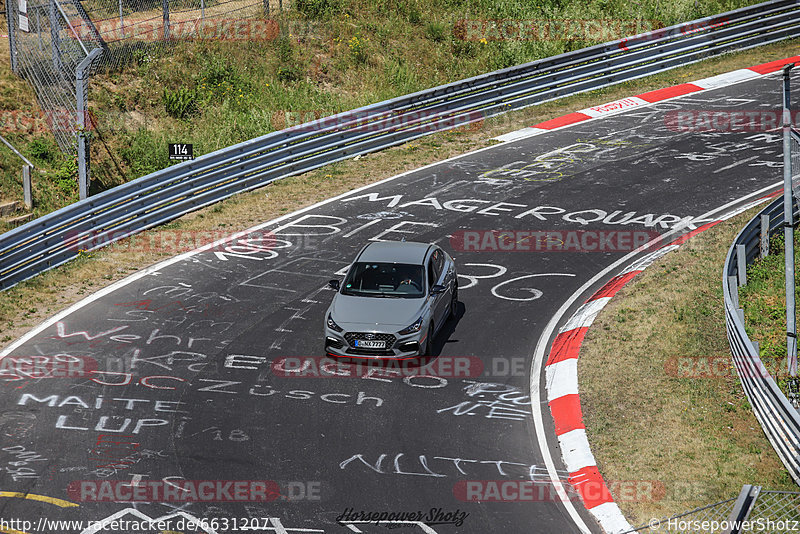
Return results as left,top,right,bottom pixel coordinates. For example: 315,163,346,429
5,0,284,196
741,491,800,533
75,0,275,68
741,491,800,534
623,497,739,533
623,487,800,534
6,0,104,152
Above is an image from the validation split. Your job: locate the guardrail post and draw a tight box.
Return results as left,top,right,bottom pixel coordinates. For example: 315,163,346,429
761,214,770,257
728,276,739,307
22,165,32,209
752,341,759,356
736,244,747,286
783,63,798,377
722,485,760,534
738,308,745,324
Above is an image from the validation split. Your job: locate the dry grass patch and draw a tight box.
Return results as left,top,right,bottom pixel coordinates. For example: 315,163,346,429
580,207,798,527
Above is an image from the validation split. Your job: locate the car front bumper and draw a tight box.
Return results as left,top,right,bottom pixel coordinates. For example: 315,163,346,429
323,325,425,359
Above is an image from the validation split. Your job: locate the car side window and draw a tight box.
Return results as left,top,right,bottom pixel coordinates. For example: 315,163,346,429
428,249,443,288
433,248,445,275
427,258,437,289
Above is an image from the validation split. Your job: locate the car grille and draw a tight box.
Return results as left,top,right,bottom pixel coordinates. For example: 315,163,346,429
344,332,396,348
346,347,396,357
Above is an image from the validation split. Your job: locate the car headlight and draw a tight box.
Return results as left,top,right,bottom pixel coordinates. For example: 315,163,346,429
327,312,343,332
398,316,424,335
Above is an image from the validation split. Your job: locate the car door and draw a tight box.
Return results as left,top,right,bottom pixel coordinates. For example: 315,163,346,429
427,248,448,328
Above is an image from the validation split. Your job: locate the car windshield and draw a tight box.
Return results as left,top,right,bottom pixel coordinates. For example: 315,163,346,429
341,262,425,298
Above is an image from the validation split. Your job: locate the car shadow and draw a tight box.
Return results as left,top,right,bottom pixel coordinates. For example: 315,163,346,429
426,300,465,359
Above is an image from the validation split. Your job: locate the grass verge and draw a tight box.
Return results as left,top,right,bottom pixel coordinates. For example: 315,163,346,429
739,229,800,400
580,206,798,527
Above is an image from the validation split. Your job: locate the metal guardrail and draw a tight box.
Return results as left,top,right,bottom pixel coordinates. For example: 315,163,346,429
1,0,799,289
723,196,800,485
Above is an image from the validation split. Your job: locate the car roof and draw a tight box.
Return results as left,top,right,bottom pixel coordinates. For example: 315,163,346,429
357,241,433,264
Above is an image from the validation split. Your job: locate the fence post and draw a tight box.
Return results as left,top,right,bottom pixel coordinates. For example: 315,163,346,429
163,0,170,40
761,214,770,257
783,63,798,377
49,0,64,75
6,0,18,74
119,0,125,37
23,165,32,209
75,48,103,200
722,485,760,534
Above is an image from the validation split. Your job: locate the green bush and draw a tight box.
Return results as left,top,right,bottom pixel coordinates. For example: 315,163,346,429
28,138,58,164
54,157,78,196
277,66,302,82
120,128,170,179
163,87,197,119
294,0,339,19
274,36,294,64
200,56,240,87
424,21,448,42
347,35,369,64
406,5,422,24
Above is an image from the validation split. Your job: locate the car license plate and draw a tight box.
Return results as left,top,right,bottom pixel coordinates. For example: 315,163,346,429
355,339,386,348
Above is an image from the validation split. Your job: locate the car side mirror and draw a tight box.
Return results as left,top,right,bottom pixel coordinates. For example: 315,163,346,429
431,284,446,295
328,279,340,290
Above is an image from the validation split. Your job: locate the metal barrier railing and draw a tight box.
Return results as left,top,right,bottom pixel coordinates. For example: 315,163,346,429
723,196,800,485
1,0,799,290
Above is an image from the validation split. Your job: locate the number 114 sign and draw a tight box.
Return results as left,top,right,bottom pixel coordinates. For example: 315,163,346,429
168,143,194,161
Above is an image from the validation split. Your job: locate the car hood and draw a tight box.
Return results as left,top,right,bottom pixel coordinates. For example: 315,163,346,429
330,294,426,327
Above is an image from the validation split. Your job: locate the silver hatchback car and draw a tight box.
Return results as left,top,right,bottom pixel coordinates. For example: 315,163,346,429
323,241,458,359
